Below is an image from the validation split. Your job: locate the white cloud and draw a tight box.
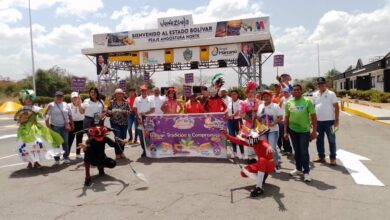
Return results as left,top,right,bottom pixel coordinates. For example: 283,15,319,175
264,2,390,82
0,0,60,10
0,8,23,23
35,23,111,51
1,0,103,18
0,23,46,51
112,0,266,31
56,0,104,18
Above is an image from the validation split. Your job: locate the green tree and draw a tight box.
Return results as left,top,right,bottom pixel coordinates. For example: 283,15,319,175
124,74,155,93
324,68,341,89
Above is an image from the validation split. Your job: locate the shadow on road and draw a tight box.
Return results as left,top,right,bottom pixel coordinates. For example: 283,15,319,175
305,178,336,190
230,184,287,211
9,163,70,178
76,174,130,197
115,158,133,166
321,163,352,175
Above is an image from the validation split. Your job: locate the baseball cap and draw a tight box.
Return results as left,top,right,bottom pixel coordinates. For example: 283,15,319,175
140,85,148,91
316,77,326,84
71,92,79,98
282,87,291,93
55,91,64,96
261,90,273,96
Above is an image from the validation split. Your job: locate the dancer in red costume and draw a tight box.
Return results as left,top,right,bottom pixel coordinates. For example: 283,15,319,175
221,121,274,197
204,73,227,113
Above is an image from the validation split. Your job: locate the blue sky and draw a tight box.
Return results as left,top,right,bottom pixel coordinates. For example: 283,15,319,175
1,0,389,88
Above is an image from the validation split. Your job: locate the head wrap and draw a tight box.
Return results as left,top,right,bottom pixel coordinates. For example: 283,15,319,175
211,73,225,87
19,89,36,103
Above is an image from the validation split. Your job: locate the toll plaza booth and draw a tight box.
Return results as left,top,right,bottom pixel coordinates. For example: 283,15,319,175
81,15,275,95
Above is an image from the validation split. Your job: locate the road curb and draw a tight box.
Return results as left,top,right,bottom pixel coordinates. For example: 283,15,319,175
342,105,377,120
341,105,390,125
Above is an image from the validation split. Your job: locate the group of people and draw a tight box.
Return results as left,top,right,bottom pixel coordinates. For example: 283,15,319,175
220,75,339,197
14,73,339,195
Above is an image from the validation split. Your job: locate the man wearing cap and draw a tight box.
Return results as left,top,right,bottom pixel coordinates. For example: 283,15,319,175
45,91,74,164
133,85,155,157
219,87,231,107
68,92,85,159
149,87,166,115
312,77,339,166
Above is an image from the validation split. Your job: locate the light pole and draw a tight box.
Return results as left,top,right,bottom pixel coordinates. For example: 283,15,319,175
316,43,320,77
28,0,36,93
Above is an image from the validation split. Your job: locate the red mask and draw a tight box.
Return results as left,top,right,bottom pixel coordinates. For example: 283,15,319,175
88,126,108,142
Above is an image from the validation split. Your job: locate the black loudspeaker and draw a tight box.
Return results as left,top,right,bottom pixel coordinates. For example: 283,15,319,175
190,61,199,69
164,63,171,71
218,60,227,68
192,86,202,94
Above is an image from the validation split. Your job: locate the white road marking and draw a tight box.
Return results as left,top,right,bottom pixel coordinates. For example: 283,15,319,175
0,162,26,169
0,154,18,160
0,134,17,140
0,147,118,169
342,111,352,116
337,149,384,186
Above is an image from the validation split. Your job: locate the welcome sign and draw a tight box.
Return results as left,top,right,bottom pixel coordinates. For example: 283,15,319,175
93,16,269,49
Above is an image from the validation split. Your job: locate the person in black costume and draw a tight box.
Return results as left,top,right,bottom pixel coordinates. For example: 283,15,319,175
79,126,126,186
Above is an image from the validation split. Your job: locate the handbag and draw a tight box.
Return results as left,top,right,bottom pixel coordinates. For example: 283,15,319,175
56,103,73,132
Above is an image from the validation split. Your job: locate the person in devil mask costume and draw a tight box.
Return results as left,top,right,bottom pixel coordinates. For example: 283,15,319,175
221,120,274,197
79,126,124,186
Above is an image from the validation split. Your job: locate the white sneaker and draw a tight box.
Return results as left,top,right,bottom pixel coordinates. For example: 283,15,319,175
289,169,302,176
63,158,71,164
304,173,312,182
76,154,83,159
274,165,281,173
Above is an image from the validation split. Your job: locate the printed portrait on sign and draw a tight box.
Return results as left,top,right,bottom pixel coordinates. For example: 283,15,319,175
237,43,253,67
96,54,109,75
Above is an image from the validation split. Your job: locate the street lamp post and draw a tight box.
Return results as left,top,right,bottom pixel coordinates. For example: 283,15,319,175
317,43,320,77
28,0,36,93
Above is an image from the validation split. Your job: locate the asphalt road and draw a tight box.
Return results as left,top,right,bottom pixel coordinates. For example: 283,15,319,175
0,112,389,220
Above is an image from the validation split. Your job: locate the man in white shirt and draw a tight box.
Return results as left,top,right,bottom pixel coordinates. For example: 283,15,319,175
149,87,165,115
133,85,155,157
219,87,232,108
312,77,339,165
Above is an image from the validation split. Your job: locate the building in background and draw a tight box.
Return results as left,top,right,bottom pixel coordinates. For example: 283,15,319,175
333,52,390,92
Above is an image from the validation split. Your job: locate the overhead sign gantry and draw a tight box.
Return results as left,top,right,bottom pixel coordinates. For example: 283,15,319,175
82,14,274,93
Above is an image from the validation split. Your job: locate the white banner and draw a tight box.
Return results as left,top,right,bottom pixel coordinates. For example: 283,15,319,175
93,16,270,49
